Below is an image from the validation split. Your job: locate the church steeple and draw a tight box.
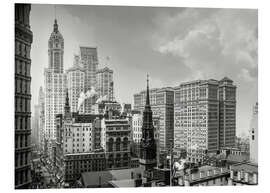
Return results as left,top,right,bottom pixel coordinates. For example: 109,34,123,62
64,89,71,120
139,74,157,181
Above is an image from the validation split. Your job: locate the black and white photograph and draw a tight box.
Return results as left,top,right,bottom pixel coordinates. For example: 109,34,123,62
10,0,262,190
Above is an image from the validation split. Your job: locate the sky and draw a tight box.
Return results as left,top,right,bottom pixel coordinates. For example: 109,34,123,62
30,4,258,137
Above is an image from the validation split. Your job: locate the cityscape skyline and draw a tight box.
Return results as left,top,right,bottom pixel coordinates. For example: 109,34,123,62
15,3,258,189
30,5,257,137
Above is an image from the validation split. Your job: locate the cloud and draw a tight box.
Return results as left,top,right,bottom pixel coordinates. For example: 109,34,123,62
238,68,255,82
153,8,258,82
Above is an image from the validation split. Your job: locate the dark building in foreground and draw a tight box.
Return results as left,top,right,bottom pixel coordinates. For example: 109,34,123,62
139,75,157,181
15,3,33,189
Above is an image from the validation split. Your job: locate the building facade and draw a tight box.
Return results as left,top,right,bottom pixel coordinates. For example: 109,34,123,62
66,60,85,113
44,19,67,139
134,87,174,153
96,67,114,101
15,3,33,188
249,102,258,164
228,162,258,185
218,77,237,148
32,105,40,148
38,86,45,151
101,119,132,169
80,46,99,113
174,78,236,163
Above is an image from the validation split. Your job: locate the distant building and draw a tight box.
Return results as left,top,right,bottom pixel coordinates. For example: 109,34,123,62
228,162,258,185
134,87,174,153
66,59,85,113
96,67,114,101
32,105,40,148
15,3,33,188
249,102,258,164
38,87,45,151
174,77,236,163
80,46,99,113
44,19,67,139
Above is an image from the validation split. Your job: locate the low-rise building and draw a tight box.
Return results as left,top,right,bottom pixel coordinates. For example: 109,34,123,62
101,118,132,169
228,162,258,185
175,165,230,186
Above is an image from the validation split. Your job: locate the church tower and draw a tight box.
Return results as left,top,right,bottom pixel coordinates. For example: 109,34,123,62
139,75,157,181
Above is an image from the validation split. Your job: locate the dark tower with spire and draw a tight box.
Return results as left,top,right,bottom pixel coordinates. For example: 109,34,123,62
64,89,71,120
139,74,157,181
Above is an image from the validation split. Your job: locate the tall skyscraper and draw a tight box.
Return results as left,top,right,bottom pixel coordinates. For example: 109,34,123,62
67,56,85,113
218,77,237,148
139,75,157,181
249,102,258,164
134,87,174,153
96,67,114,101
44,19,67,139
38,86,45,151
80,46,99,113
15,3,33,189
174,78,236,163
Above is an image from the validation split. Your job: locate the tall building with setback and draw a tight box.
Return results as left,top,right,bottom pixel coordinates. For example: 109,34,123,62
96,67,114,101
218,77,237,148
15,3,33,188
139,76,157,181
249,102,258,164
80,46,99,113
134,87,174,153
174,78,236,163
67,56,85,113
44,19,67,139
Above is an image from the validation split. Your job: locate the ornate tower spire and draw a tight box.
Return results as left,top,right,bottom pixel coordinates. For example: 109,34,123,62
139,74,157,181
64,89,71,120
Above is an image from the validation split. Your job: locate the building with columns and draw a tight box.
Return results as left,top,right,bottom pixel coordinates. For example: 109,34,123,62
44,19,67,139
15,3,33,189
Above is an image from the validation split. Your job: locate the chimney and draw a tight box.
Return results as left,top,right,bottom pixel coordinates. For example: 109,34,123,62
237,171,241,181
240,170,244,179
207,170,212,177
213,169,218,175
199,171,204,178
244,172,249,183
191,173,195,180
253,173,258,184
230,170,234,179
221,168,224,173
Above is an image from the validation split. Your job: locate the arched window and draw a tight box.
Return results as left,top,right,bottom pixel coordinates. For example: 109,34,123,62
108,138,114,152
116,137,121,151
123,137,129,151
